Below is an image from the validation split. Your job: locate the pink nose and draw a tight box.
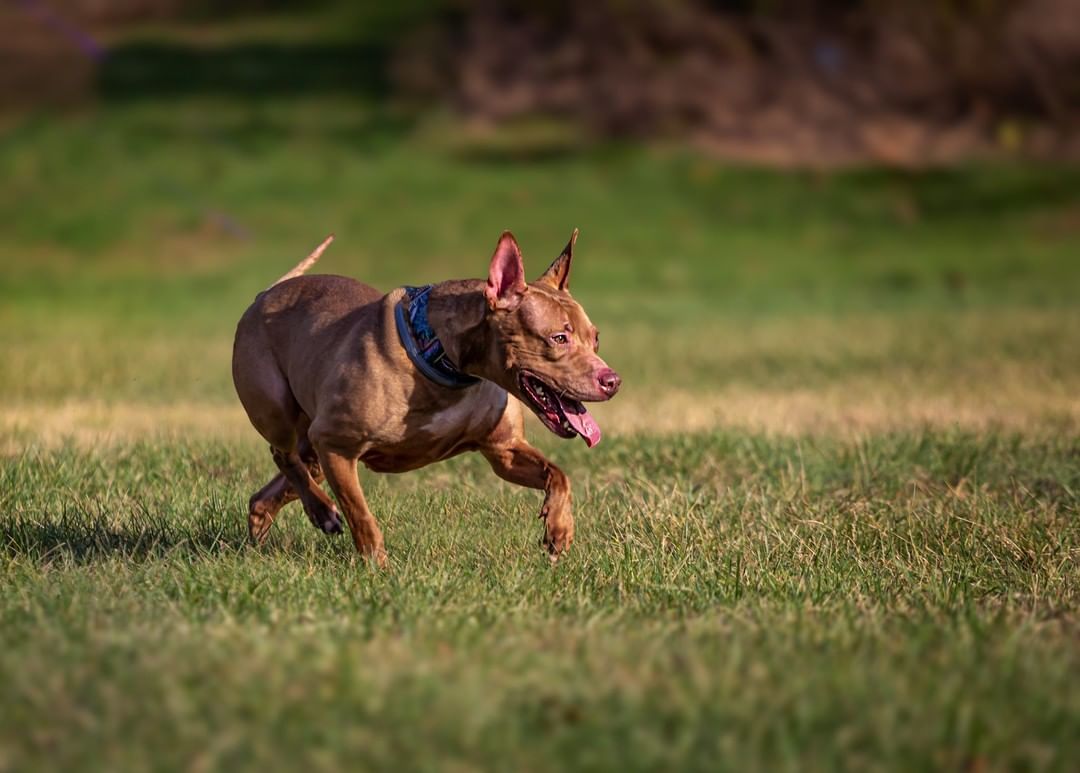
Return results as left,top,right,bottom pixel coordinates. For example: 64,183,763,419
597,368,621,397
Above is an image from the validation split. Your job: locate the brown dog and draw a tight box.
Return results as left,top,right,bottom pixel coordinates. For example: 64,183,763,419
232,230,620,565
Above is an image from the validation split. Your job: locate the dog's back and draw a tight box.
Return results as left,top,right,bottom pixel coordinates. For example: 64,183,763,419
232,231,378,442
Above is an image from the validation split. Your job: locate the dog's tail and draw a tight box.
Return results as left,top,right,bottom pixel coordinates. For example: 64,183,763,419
269,234,335,289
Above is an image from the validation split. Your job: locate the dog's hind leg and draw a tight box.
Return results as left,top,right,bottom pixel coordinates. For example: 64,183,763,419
248,436,330,543
269,442,342,537
248,473,292,544
233,342,341,540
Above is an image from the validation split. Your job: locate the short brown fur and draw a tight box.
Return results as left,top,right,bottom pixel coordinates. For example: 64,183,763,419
232,231,620,565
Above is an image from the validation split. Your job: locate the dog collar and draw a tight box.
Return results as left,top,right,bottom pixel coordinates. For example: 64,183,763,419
395,285,480,390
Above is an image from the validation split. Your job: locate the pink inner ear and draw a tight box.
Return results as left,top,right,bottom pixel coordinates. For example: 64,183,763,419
486,233,526,306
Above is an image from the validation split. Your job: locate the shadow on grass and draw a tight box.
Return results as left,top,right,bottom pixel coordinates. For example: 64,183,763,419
0,506,324,564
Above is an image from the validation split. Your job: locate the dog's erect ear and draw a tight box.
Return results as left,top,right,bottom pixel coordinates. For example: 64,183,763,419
485,231,527,311
536,228,577,292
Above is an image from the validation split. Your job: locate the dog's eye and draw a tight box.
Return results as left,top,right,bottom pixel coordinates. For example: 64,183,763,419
595,333,600,352
550,333,569,346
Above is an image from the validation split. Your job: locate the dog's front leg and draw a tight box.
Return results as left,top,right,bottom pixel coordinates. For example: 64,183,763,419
482,441,573,559
315,446,388,567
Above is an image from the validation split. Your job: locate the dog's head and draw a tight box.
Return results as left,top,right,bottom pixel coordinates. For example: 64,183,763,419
478,230,620,447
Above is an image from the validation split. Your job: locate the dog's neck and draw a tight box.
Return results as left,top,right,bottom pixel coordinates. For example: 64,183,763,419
424,280,494,380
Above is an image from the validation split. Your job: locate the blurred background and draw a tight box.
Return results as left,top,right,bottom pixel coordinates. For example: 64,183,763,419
1,0,1078,443
4,7,1080,769
4,0,1080,162
2,9,1080,768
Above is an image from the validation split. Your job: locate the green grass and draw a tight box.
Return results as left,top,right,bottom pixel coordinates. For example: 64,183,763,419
3,432,1079,771
2,100,1080,770
2,100,1079,412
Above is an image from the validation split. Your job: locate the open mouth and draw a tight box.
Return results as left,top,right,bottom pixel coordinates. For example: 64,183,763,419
519,371,602,448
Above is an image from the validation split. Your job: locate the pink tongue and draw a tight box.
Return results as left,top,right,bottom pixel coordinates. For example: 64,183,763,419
562,402,602,448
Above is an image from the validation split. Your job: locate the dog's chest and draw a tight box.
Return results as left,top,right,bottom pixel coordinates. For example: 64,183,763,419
420,381,508,437
358,381,508,472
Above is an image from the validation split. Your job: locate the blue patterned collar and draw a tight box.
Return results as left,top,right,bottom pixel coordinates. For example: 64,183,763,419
394,285,480,390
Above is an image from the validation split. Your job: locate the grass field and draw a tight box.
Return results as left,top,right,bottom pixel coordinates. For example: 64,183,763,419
1,99,1079,771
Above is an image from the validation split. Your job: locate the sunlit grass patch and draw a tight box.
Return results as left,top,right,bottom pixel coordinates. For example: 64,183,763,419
1,432,1077,770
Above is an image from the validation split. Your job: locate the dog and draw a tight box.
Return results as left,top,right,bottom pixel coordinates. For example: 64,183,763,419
232,230,620,565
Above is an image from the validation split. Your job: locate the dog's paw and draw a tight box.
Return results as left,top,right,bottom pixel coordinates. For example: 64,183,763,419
542,518,574,560
248,505,275,545
248,517,272,545
320,506,343,535
303,502,343,535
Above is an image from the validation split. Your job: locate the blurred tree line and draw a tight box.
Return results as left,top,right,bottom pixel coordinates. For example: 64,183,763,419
2,0,1076,164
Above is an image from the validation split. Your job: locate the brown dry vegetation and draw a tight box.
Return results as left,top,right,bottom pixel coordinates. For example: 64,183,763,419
401,0,1080,165
4,1,1079,165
